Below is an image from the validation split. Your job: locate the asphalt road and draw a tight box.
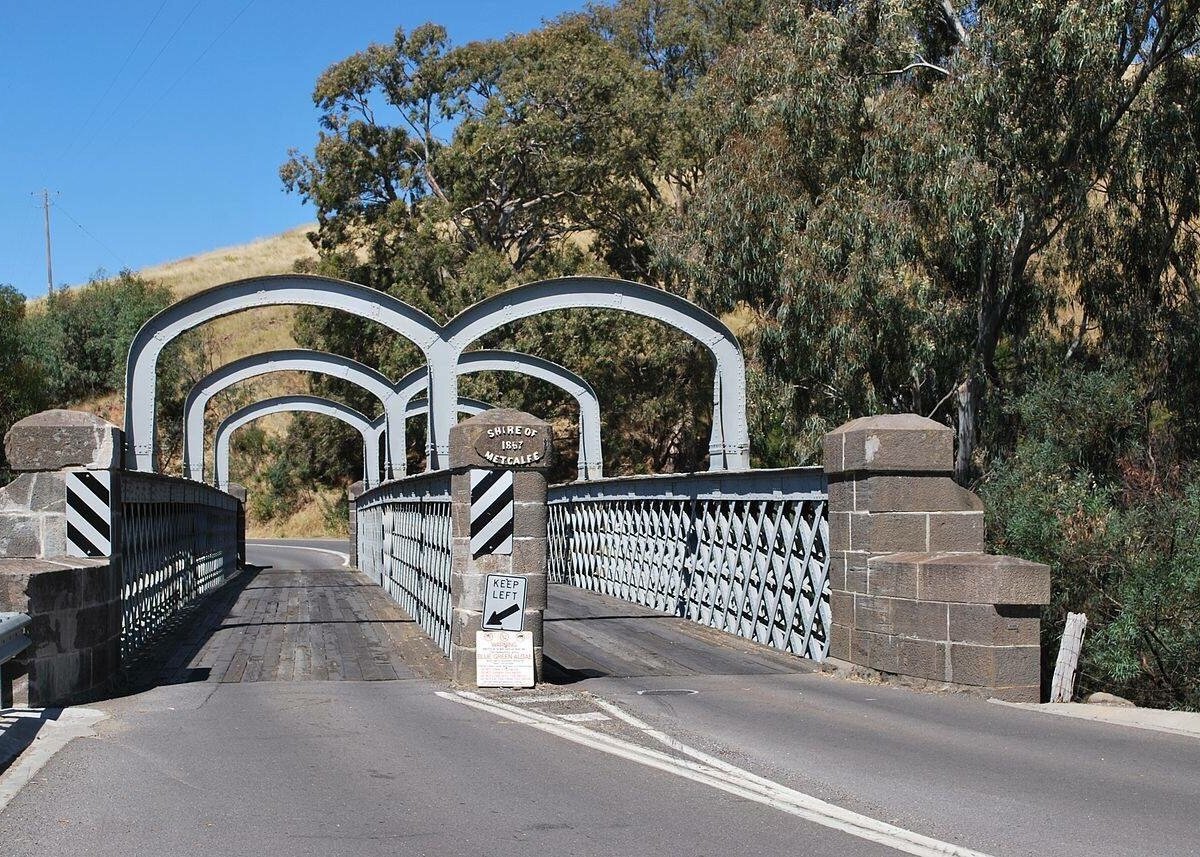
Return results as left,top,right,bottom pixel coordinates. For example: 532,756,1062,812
0,540,1196,857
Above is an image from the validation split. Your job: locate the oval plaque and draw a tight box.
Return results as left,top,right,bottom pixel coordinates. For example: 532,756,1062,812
473,423,550,467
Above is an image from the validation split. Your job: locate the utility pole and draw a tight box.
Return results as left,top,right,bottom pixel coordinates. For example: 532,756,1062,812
40,189,54,294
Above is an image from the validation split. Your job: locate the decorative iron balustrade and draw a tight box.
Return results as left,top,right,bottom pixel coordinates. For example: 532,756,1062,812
118,472,240,658
548,469,832,660
355,472,453,655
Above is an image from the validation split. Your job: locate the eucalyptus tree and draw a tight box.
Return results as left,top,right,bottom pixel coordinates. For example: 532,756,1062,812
660,0,1200,479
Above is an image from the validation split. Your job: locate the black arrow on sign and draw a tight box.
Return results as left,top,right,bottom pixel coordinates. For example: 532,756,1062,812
486,603,521,626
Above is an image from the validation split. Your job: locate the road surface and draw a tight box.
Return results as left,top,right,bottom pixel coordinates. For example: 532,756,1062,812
0,540,1195,857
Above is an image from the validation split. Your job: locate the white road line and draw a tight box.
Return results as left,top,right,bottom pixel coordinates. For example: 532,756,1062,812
438,690,994,857
0,707,108,812
246,542,350,567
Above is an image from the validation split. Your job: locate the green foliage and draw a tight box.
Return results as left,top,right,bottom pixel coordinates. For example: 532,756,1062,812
0,285,47,481
21,271,175,405
659,0,1200,478
983,366,1200,710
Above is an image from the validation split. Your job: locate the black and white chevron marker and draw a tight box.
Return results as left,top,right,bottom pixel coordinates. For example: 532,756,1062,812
65,471,113,558
470,469,513,558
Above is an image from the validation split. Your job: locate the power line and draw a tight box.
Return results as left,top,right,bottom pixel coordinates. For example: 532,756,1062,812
76,0,206,157
51,199,131,272
120,0,259,142
59,0,172,163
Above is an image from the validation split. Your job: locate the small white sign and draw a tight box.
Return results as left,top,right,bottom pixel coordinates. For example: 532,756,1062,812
476,631,535,688
482,574,527,631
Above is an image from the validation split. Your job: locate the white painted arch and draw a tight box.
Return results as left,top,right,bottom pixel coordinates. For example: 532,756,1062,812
436,277,749,471
214,395,377,492
128,274,749,476
389,350,604,481
183,350,405,484
125,275,442,472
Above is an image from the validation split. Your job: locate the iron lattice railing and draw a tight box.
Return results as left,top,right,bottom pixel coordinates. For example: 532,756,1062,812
356,472,453,655
118,472,240,658
548,469,831,660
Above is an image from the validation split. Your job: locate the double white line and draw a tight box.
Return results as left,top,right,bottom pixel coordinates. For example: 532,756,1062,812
437,690,994,857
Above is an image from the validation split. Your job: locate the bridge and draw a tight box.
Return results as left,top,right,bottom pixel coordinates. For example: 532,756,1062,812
0,275,1196,856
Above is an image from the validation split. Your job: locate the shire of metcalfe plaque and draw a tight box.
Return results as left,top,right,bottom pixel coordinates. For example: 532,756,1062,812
450,408,554,472
474,424,549,466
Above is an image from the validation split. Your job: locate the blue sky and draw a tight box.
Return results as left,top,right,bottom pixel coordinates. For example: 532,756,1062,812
1,1,586,298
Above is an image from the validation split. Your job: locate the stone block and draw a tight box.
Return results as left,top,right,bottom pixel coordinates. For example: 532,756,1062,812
451,608,484,646
40,513,67,558
0,474,35,510
453,573,490,611
450,642,477,686
512,470,547,504
849,626,870,664
72,603,118,650
948,603,1040,646
828,512,853,552
4,410,122,472
927,512,985,552
864,553,923,599
897,638,948,682
856,475,982,513
866,512,929,554
866,631,899,673
825,477,856,513
823,414,953,476
0,514,42,558
914,601,950,641
513,499,548,535
916,553,1051,605
346,481,366,501
854,595,917,637
828,622,850,661
451,498,471,539
511,538,547,576
830,591,854,626
949,643,1040,688
225,483,248,503
845,567,869,594
826,554,847,591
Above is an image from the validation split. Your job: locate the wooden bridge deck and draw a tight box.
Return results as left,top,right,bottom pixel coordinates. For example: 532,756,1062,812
126,568,448,687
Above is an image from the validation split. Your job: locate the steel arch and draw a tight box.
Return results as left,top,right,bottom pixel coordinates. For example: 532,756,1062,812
387,351,604,480
183,350,406,484
214,395,376,492
366,397,495,482
125,275,442,472
439,277,749,471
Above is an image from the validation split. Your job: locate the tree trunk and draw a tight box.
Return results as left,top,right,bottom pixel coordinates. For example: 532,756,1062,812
955,375,978,484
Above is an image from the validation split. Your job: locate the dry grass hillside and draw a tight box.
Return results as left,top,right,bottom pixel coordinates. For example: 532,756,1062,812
139,225,317,367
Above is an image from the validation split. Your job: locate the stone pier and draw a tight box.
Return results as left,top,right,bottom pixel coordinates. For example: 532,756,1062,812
823,415,1051,702
447,409,552,686
0,411,125,706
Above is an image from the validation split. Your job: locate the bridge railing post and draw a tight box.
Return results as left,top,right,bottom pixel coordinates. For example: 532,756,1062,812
226,483,247,567
448,409,552,686
347,480,365,573
822,414,1051,701
0,410,125,705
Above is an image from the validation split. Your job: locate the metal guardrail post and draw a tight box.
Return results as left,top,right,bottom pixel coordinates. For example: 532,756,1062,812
0,612,32,708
